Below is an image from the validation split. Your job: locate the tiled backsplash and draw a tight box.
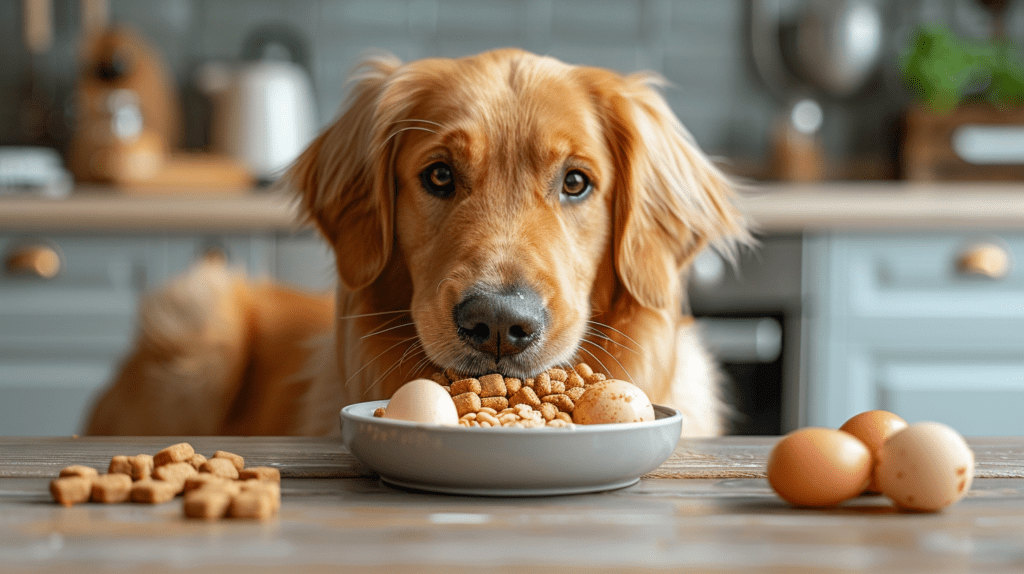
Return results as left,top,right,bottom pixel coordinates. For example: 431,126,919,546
1,0,1022,170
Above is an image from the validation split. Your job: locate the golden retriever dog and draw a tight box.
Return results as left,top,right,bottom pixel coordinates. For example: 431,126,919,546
86,48,748,437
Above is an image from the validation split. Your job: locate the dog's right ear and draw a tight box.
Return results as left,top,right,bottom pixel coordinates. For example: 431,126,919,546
287,55,403,291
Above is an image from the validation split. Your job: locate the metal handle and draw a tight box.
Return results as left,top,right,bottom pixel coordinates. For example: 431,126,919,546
5,244,61,278
957,243,1011,280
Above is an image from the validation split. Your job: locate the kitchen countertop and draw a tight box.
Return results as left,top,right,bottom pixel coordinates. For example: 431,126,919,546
1,181,1024,232
3,436,1024,573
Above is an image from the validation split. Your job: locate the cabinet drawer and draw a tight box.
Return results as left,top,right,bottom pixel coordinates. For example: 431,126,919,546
844,233,1023,318
0,235,164,350
879,359,1024,436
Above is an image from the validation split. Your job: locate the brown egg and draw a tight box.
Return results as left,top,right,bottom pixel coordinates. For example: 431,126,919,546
874,422,975,512
767,427,872,507
840,410,909,492
572,380,655,425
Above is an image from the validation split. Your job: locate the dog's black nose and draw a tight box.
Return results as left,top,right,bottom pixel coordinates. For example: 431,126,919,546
454,286,546,359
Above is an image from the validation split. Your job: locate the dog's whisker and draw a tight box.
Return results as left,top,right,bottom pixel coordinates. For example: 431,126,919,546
587,320,648,355
378,126,439,152
391,118,446,129
360,322,417,340
364,341,425,396
580,338,637,386
584,327,640,356
436,276,456,294
576,345,617,385
345,336,419,387
336,309,411,320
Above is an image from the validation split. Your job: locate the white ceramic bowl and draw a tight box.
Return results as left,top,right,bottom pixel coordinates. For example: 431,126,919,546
340,400,682,496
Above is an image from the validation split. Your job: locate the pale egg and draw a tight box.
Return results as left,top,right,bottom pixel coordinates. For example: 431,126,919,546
767,427,872,507
839,410,909,492
572,380,655,425
874,422,975,512
382,378,459,426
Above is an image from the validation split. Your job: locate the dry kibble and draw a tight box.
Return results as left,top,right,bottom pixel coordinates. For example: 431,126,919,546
566,386,586,402
509,386,542,409
534,373,552,397
91,473,133,503
585,373,607,385
555,412,573,424
200,458,240,480
183,489,232,520
213,451,245,472
551,381,566,395
373,407,386,418
130,454,155,481
575,363,594,378
565,371,585,389
59,465,98,480
154,442,195,467
238,466,281,484
444,367,464,382
548,368,568,382
480,396,509,411
130,479,178,504
430,372,449,386
539,403,558,421
452,392,482,417
542,393,575,413
108,455,132,476
240,480,281,511
50,476,92,506
451,378,482,395
478,373,507,397
504,377,522,395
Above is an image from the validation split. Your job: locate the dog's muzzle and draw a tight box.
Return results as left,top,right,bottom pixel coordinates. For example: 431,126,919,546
453,285,546,361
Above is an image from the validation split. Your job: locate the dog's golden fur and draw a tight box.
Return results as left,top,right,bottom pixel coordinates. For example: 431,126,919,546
86,49,748,437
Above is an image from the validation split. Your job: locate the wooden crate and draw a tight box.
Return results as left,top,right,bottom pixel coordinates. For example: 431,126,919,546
902,104,1024,181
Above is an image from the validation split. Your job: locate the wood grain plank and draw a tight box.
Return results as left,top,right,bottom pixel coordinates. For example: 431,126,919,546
2,436,1023,479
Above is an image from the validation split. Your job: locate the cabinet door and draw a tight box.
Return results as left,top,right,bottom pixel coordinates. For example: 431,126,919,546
804,233,1024,434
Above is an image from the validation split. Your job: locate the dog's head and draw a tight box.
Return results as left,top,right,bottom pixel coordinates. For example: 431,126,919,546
290,49,747,380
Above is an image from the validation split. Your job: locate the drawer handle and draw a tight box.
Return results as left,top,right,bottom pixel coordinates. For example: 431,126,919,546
956,243,1011,280
5,245,62,279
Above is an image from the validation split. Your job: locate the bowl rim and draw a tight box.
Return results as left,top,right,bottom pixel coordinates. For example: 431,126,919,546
340,399,682,435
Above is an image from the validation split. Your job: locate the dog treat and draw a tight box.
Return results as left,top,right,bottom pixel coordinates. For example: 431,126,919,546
200,458,240,480
152,462,198,492
108,455,132,476
50,476,93,506
238,466,281,484
130,454,155,481
59,465,98,480
49,442,282,521
188,453,208,470
91,473,133,503
228,488,277,520
452,391,482,417
212,451,245,472
183,488,232,520
130,479,178,504
154,442,195,467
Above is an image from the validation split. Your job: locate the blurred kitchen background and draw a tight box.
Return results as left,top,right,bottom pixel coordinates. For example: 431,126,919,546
1,0,1023,436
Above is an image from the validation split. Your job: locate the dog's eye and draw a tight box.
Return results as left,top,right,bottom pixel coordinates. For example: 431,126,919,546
562,170,592,198
420,162,456,198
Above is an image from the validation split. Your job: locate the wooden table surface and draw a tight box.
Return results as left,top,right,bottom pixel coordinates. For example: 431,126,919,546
3,436,1024,573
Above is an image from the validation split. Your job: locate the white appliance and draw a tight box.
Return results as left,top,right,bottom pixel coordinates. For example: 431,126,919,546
199,24,316,183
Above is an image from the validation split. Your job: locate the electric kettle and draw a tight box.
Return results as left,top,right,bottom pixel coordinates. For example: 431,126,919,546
200,24,317,183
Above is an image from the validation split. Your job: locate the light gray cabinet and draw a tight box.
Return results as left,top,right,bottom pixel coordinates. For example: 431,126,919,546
803,232,1024,435
0,231,333,436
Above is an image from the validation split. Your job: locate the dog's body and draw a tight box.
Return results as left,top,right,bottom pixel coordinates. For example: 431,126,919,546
86,49,748,437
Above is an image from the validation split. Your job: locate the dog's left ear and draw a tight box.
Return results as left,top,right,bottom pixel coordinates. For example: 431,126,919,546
596,72,750,310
